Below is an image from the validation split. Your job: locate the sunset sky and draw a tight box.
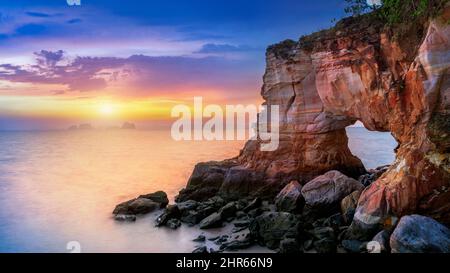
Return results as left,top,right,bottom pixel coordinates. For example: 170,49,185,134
0,0,347,130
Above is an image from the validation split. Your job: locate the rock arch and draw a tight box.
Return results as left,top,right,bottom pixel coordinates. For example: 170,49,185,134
236,8,450,237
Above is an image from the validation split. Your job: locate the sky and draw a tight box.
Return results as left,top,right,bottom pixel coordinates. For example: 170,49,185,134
0,0,349,130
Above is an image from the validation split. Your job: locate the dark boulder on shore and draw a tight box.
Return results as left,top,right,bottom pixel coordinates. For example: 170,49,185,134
249,212,299,249
113,198,160,215
390,215,450,253
176,161,236,202
113,191,169,220
139,191,169,208
275,181,304,213
301,171,364,214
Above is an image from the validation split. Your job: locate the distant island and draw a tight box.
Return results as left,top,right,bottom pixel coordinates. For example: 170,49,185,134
67,122,136,130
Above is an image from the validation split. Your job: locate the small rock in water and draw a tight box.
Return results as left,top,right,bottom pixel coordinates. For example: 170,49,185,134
166,219,181,229
138,191,169,208
192,246,208,253
219,202,237,219
221,238,253,251
114,214,137,222
113,198,159,215
155,204,181,227
199,212,223,229
193,235,206,242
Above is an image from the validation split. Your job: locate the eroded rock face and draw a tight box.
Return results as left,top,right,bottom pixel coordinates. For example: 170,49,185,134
178,6,450,235
242,7,450,236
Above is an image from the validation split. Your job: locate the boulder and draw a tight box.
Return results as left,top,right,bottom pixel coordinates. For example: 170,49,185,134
166,219,181,229
192,246,208,253
176,161,236,202
340,191,362,224
279,238,302,253
113,198,159,215
114,214,137,222
313,238,337,253
139,191,169,208
218,167,266,200
219,202,237,219
156,204,181,226
199,212,223,229
275,181,304,213
249,212,298,249
390,215,450,253
301,171,364,212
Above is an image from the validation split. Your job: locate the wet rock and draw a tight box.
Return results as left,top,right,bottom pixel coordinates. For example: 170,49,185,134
193,235,206,242
138,191,169,208
371,230,390,253
340,191,361,224
301,171,364,212
177,161,236,202
192,246,208,253
156,204,181,226
234,220,251,228
199,212,222,229
180,206,216,226
314,238,337,253
177,200,198,212
221,238,253,251
235,211,247,219
390,215,450,253
218,167,266,200
166,219,181,229
323,213,345,230
303,239,313,251
219,202,237,219
114,214,137,222
275,181,304,213
244,198,262,213
215,235,229,244
249,212,298,249
247,208,263,218
309,227,335,241
341,240,363,253
113,198,159,215
279,238,301,254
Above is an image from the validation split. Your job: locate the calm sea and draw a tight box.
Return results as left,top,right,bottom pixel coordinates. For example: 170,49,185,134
0,128,397,252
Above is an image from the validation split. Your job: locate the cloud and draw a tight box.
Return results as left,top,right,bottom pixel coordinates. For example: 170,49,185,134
67,18,82,24
0,50,259,94
25,11,52,18
194,43,254,54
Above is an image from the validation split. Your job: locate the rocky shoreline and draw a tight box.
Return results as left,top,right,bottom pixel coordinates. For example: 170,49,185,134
112,164,450,253
112,4,450,253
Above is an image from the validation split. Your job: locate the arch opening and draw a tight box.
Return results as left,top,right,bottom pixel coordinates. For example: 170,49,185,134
346,122,398,170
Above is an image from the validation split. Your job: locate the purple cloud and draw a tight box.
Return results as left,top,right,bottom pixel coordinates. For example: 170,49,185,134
0,50,260,95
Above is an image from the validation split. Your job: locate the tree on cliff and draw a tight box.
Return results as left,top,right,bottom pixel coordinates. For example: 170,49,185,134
345,0,448,24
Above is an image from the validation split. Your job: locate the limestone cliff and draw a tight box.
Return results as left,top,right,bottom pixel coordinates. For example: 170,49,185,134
178,5,450,238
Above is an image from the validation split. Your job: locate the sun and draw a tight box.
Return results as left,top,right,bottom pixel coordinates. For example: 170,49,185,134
98,103,115,116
